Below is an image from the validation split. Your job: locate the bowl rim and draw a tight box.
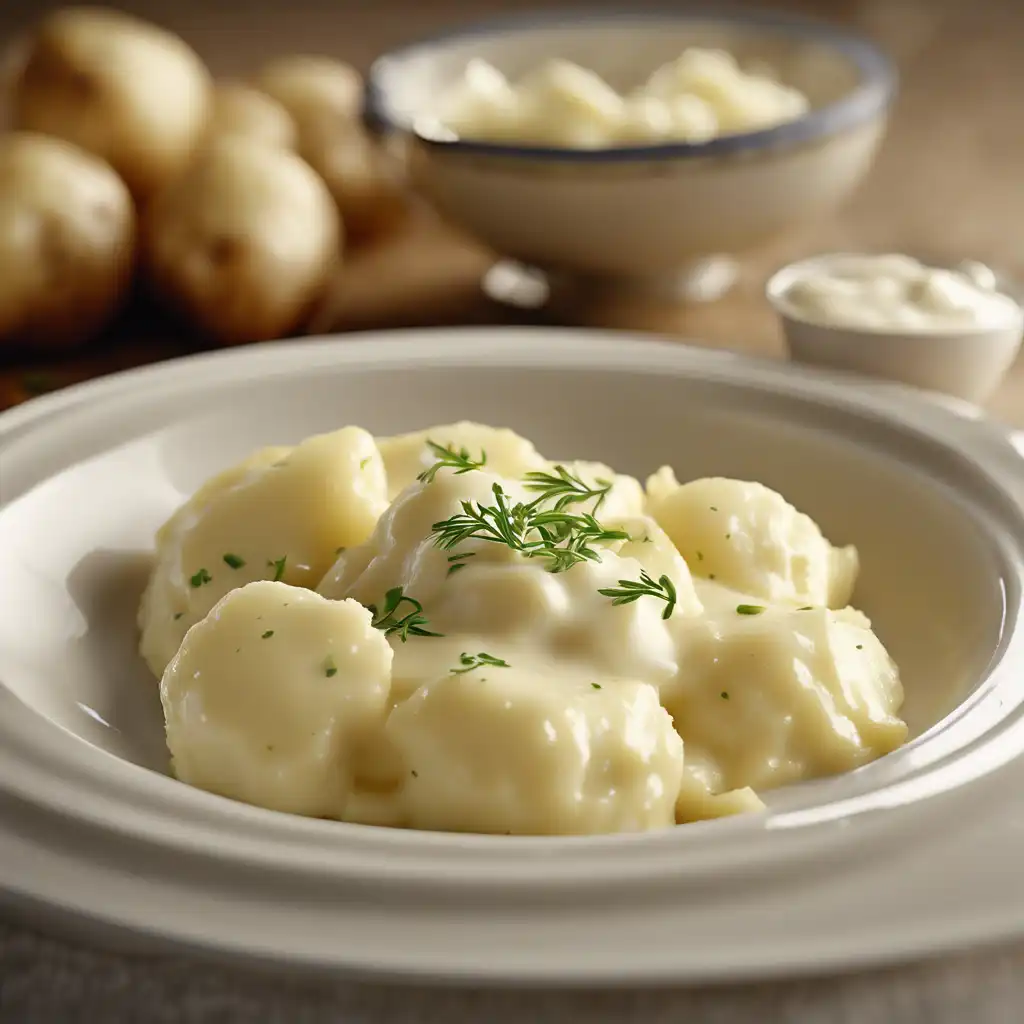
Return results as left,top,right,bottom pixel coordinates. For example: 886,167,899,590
363,4,897,163
766,252,1024,340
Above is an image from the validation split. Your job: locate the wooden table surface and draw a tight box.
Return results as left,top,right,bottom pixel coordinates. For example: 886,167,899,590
0,0,1022,427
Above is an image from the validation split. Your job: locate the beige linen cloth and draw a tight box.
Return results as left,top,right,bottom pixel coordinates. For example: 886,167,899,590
1,918,1023,1023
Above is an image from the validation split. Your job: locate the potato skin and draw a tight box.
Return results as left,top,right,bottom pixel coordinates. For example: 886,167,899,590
301,114,411,246
205,82,297,151
0,131,135,352
253,55,363,144
13,6,212,201
142,135,341,345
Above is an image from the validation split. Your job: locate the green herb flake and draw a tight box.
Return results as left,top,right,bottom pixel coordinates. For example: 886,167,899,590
359,457,371,469
411,769,419,778
591,682,602,690
721,691,730,700
335,546,346,556
431,481,629,576
725,533,732,540
324,654,338,677
267,556,287,582
261,629,274,639
451,651,510,675
856,644,864,650
368,586,442,641
709,573,717,580
417,440,487,484
598,570,678,620
710,505,719,512
223,552,245,569
173,612,184,621
696,551,704,561
736,604,765,616
190,568,212,588
798,606,813,611
522,464,613,514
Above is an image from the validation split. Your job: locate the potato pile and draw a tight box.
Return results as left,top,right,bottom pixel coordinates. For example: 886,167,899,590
0,6,411,351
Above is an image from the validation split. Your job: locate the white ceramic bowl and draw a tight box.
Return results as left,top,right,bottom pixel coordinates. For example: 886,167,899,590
768,254,1024,404
2,329,1024,984
365,10,895,291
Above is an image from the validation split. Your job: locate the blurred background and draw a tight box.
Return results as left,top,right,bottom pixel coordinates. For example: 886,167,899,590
0,0,1021,422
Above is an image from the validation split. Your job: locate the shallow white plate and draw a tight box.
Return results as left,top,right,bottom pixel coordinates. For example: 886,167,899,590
2,327,1024,987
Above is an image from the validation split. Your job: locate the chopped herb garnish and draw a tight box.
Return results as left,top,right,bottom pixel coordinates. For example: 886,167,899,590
431,482,628,575
335,546,346,556
267,556,287,582
598,570,678,620
261,629,274,639
411,769,419,778
522,464,613,513
451,651,510,675
446,551,476,576
359,457,371,469
324,654,338,677
798,606,813,611
721,691,730,700
266,744,274,752
173,612,184,621
591,682,602,690
190,568,212,588
725,533,732,540
367,586,442,641
710,506,718,512
736,604,765,616
416,440,487,484
856,644,864,650
709,573,717,580
223,553,245,569
696,551,704,561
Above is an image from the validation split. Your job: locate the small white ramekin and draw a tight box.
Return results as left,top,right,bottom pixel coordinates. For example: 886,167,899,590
767,254,1024,404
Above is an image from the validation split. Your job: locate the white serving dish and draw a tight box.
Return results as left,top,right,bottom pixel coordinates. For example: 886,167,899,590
365,10,895,297
768,253,1024,403
1,328,1024,986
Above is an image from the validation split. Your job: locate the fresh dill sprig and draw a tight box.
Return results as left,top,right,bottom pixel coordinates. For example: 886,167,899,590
430,483,628,575
450,651,510,675
416,440,487,485
598,570,678,620
366,587,442,641
522,464,613,513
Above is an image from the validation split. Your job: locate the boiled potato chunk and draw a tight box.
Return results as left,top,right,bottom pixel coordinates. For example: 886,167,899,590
0,131,134,351
161,582,393,817
376,421,548,498
664,605,906,794
205,81,297,150
13,7,211,200
386,669,683,834
646,470,859,607
139,426,387,677
142,134,340,344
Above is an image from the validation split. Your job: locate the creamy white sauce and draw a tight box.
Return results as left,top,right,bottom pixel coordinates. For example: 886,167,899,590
779,254,1022,331
148,421,908,835
427,48,809,148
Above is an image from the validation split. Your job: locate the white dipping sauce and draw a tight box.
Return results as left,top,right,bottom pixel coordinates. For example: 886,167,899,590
430,48,809,148
780,254,1022,331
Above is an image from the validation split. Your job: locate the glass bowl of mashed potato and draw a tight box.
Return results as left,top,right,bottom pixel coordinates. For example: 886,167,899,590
365,9,896,302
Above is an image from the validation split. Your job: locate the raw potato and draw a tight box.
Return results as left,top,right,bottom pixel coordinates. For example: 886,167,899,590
142,134,340,345
253,54,363,143
302,114,411,245
205,82,297,150
0,132,135,351
13,6,211,201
